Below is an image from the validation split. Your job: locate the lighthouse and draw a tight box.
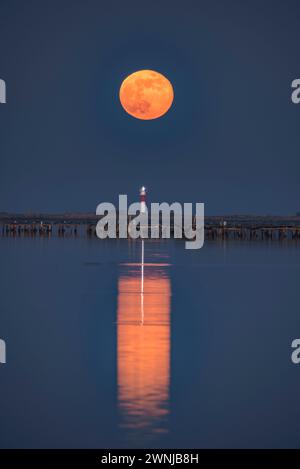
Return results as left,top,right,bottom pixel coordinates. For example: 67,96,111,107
140,186,146,214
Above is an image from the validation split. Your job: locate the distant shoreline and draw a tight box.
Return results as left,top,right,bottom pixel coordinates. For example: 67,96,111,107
1,213,300,241
0,212,300,225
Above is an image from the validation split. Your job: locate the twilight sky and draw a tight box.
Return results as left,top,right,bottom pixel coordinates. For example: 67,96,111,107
0,0,299,215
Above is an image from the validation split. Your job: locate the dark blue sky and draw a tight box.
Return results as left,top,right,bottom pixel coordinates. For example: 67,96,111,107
0,0,299,214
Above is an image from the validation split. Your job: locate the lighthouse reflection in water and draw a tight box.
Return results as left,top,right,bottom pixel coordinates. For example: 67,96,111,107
117,240,171,442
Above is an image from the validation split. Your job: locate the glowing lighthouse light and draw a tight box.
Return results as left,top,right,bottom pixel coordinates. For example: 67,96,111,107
140,186,146,214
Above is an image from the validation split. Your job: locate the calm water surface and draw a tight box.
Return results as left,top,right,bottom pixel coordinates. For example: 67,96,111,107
0,237,300,448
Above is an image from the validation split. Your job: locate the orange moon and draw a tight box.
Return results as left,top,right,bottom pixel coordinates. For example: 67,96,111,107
119,70,174,120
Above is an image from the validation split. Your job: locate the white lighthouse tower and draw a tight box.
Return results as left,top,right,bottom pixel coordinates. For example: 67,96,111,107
140,186,146,214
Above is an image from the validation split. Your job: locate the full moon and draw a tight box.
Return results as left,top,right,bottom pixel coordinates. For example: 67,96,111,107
119,70,174,120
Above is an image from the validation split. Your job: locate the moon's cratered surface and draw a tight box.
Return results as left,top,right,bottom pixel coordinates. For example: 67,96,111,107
119,70,174,120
